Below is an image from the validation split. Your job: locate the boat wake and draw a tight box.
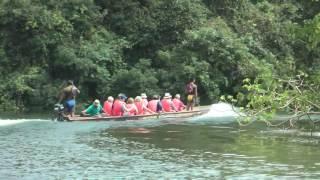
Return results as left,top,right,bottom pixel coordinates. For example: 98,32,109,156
189,102,241,124
204,102,240,117
0,119,43,127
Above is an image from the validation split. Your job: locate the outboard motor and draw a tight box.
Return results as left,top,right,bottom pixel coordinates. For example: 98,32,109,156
52,104,65,121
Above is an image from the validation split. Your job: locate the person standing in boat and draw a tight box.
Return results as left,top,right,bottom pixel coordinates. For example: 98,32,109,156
112,93,127,116
58,80,80,117
148,95,162,113
81,99,103,117
103,96,114,116
161,93,177,112
185,79,197,111
173,94,186,112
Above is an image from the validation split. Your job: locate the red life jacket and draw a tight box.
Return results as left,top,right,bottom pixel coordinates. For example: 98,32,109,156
125,104,137,116
161,99,172,112
103,101,113,115
135,102,144,115
148,100,158,112
112,100,125,116
142,99,148,107
173,98,184,111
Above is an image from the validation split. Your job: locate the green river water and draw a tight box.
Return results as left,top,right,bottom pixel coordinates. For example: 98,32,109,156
1,112,320,179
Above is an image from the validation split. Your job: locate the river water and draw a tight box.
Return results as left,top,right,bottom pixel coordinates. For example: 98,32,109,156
1,107,320,179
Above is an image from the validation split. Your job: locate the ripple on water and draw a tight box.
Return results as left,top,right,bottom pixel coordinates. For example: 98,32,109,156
1,119,320,179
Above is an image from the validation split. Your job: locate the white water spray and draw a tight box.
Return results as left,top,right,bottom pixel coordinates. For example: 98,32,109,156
204,102,240,117
0,119,43,126
190,102,242,124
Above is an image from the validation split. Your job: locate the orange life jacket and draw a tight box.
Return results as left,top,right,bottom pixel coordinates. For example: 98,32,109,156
148,100,158,112
125,104,137,116
112,100,125,116
161,99,172,112
142,99,148,107
173,98,184,111
135,102,144,115
103,101,113,115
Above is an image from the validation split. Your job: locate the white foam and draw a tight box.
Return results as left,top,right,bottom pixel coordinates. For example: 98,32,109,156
0,119,43,126
189,103,243,124
204,102,240,117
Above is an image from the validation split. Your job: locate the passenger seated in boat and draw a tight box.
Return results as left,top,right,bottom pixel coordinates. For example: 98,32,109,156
81,99,104,117
112,93,127,116
123,98,138,116
141,93,148,107
161,93,177,112
103,96,114,116
172,94,186,112
148,95,163,113
135,96,154,115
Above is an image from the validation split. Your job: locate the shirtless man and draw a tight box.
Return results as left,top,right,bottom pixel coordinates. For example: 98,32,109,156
186,79,197,111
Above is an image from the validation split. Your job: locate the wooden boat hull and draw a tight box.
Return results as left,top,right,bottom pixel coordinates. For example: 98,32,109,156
66,108,208,122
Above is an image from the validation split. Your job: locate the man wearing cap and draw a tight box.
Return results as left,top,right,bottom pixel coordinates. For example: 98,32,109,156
112,93,127,116
141,93,148,107
161,93,177,112
81,99,103,116
173,94,186,111
58,80,80,117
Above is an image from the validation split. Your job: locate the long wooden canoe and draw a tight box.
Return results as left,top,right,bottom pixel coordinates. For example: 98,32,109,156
66,107,209,122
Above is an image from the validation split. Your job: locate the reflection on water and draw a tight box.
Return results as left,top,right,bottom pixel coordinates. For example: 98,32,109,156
0,117,320,179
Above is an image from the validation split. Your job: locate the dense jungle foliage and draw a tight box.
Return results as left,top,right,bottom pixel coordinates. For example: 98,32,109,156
0,0,319,115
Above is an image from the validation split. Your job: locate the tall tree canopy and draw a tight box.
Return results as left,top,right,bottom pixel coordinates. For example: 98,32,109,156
0,0,319,112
